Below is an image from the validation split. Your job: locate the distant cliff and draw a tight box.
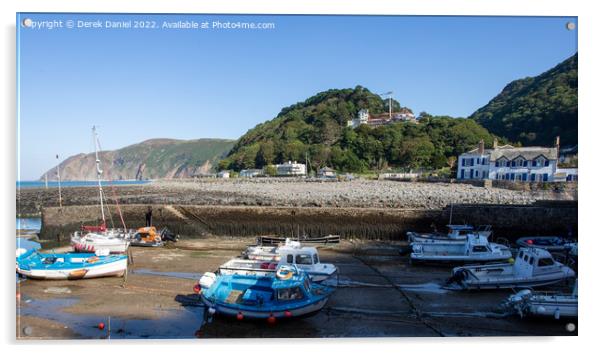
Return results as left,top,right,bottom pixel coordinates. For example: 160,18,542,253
41,138,235,181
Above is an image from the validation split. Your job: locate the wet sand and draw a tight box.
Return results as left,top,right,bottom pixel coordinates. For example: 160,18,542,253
16,238,577,339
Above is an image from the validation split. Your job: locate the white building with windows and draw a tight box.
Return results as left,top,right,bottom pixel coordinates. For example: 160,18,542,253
276,161,307,177
457,138,577,182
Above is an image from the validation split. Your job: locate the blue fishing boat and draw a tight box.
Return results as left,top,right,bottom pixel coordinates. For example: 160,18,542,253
196,265,334,322
16,248,128,280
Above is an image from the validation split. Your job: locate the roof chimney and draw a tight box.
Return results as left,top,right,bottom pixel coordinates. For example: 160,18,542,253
493,138,498,150
477,139,485,155
554,136,560,157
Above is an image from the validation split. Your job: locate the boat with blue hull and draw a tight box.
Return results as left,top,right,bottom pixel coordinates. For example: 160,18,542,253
16,248,128,280
196,266,334,322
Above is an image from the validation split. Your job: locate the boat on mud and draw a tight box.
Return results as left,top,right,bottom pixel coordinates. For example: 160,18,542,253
446,247,575,290
71,126,131,254
71,225,131,253
515,236,577,252
16,248,127,280
196,265,334,322
220,243,337,282
129,227,179,247
410,234,512,264
503,281,578,320
408,224,492,244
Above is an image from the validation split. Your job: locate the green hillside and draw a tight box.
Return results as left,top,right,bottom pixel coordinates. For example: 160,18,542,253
220,86,497,173
470,53,577,146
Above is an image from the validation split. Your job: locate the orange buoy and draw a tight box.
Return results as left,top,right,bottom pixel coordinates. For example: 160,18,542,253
16,292,21,301
236,312,244,321
267,314,277,325
193,284,201,293
98,322,105,330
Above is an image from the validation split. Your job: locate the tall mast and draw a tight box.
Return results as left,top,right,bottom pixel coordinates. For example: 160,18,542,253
93,126,106,225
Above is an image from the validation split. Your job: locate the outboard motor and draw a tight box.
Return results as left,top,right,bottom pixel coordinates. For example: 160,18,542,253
160,228,179,242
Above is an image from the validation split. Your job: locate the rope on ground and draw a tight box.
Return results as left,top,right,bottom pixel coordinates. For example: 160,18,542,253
352,255,446,337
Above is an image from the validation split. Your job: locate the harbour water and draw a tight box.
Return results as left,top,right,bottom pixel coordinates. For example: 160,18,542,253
17,180,150,189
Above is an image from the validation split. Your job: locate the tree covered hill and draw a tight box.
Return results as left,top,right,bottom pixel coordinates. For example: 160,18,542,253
220,86,497,173
470,53,577,146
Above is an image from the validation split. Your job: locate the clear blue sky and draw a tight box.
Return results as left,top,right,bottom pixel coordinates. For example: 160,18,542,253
17,14,577,180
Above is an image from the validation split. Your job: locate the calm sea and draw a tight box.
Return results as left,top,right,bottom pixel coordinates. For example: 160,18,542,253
17,180,150,189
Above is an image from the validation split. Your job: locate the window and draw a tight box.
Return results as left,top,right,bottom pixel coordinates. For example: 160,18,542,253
522,173,527,181
475,171,479,177
530,174,536,181
511,161,516,167
277,287,305,301
313,253,319,264
286,254,293,264
537,257,555,267
543,174,549,182
296,254,313,265
544,160,550,167
532,160,537,167
529,257,534,265
472,246,488,253
460,169,465,179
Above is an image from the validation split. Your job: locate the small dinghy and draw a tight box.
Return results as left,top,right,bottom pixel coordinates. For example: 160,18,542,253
16,248,127,280
446,247,575,290
503,280,578,319
516,236,577,252
196,265,334,322
410,234,512,264
408,224,492,244
220,243,337,282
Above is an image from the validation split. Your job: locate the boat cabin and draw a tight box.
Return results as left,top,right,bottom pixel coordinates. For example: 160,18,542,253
279,244,321,267
463,234,495,255
514,248,563,277
447,225,492,239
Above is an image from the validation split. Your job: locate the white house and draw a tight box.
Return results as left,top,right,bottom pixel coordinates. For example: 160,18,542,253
347,108,416,128
457,137,577,182
276,161,306,177
217,170,230,179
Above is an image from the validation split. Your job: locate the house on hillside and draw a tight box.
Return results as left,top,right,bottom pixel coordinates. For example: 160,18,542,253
347,108,416,128
456,137,577,182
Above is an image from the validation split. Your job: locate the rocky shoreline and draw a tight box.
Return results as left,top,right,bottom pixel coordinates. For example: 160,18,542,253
18,178,577,216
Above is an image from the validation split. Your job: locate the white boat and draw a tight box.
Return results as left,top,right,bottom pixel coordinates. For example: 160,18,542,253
71,126,131,254
504,281,578,319
410,234,512,263
408,224,492,244
237,239,337,282
447,247,576,290
71,227,131,254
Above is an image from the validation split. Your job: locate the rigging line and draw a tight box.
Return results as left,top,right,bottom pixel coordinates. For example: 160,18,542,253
96,137,127,231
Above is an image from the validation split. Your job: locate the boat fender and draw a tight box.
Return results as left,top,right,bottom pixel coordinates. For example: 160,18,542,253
554,308,561,320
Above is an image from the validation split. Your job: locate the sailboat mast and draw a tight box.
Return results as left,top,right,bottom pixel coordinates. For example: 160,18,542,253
93,126,106,225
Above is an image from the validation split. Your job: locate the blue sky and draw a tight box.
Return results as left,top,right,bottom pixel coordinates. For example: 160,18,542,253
17,14,577,180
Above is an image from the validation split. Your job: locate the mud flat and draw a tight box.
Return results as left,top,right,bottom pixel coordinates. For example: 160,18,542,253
16,238,577,339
